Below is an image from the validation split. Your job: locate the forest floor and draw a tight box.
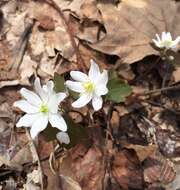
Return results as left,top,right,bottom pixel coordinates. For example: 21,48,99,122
0,0,180,190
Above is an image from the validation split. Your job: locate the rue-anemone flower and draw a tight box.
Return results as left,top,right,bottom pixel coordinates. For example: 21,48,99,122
13,78,67,138
152,32,180,49
65,59,108,111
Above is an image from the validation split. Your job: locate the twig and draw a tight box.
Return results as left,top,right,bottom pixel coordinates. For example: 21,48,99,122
45,0,87,72
49,142,64,190
25,129,44,190
161,61,171,88
23,146,64,169
102,102,114,190
136,84,180,96
106,102,114,143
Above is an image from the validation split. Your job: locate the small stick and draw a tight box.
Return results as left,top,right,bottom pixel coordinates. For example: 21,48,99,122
102,102,114,190
136,84,180,96
25,129,44,190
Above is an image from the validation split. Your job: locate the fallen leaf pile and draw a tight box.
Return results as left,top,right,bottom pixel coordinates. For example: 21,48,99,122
0,0,180,189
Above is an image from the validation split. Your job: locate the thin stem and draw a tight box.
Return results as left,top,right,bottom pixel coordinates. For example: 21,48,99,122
25,129,44,190
136,84,180,96
102,102,114,190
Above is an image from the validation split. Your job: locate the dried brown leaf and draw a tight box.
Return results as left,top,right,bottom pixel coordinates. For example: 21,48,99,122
143,150,176,184
166,164,180,190
61,175,82,190
81,0,180,63
28,1,76,61
60,145,105,190
72,146,104,190
126,144,158,162
173,67,180,82
112,149,143,189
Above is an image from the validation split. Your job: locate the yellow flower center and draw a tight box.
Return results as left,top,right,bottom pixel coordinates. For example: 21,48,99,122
162,40,173,47
83,81,95,93
40,104,49,114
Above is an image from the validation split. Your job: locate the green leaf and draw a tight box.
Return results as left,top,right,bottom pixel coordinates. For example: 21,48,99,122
53,72,65,92
62,115,89,149
107,77,132,103
69,90,79,99
42,115,89,149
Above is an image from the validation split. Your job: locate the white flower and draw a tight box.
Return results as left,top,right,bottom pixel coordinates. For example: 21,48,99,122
152,32,180,49
13,78,67,139
56,132,70,144
65,59,108,111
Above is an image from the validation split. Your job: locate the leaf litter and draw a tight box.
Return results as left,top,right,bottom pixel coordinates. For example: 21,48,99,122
0,0,180,190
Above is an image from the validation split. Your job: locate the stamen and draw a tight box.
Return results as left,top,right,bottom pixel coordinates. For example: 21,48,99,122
83,81,95,93
40,104,49,114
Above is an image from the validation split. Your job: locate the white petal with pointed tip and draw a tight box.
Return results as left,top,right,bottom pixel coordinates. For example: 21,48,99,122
162,32,166,41
65,81,84,93
95,85,108,96
97,70,108,85
47,94,59,113
56,92,67,104
30,115,48,139
70,71,88,82
152,39,160,47
46,81,54,95
89,59,100,80
13,100,39,113
166,32,172,41
92,96,103,111
72,93,92,108
20,88,41,106
34,78,47,102
16,113,40,127
49,113,67,131
155,34,160,42
171,37,180,48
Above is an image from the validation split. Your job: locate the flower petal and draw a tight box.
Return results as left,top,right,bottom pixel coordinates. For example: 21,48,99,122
30,114,48,139
48,94,59,113
88,59,100,80
171,36,180,48
97,70,108,85
34,78,48,102
166,32,172,41
48,93,67,114
16,113,40,127
92,96,103,111
72,93,92,108
95,85,108,96
49,113,67,131
13,100,39,113
20,88,41,106
57,92,67,104
162,32,167,41
70,71,88,82
42,80,55,100
56,132,70,144
155,34,161,42
65,81,84,93
152,39,160,48
42,80,54,91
